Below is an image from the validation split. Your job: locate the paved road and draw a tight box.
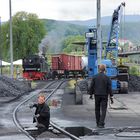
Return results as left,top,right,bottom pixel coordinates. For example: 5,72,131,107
50,90,140,140
0,96,33,140
1,82,140,140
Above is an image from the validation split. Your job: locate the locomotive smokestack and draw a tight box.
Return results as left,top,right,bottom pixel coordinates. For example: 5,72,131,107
41,47,47,57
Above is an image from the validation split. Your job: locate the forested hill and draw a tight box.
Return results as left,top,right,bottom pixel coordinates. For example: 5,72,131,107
42,18,140,44
42,19,87,36
64,15,140,26
102,22,140,44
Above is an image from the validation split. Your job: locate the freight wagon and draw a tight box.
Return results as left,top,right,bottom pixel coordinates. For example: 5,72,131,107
51,54,85,79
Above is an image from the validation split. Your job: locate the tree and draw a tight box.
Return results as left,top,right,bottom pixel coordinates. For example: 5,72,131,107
129,66,139,76
62,35,85,54
1,11,46,61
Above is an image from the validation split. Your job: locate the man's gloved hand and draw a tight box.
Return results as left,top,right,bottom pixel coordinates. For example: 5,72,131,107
110,97,114,104
29,104,33,109
89,95,93,100
34,114,40,118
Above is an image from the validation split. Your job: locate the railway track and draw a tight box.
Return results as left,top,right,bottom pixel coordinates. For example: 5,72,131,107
13,80,80,140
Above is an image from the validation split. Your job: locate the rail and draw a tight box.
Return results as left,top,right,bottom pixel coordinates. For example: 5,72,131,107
13,81,55,140
13,80,81,140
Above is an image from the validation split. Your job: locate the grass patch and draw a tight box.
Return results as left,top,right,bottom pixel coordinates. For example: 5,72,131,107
68,79,76,89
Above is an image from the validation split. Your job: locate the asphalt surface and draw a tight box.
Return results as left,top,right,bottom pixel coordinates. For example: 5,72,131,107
61,93,137,128
0,95,33,140
0,80,50,140
50,87,140,140
0,80,140,140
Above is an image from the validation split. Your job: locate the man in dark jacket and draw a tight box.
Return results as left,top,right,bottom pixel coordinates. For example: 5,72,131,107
89,64,113,128
32,94,50,133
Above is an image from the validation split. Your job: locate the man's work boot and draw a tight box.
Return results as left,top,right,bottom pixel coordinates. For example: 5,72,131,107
98,125,105,128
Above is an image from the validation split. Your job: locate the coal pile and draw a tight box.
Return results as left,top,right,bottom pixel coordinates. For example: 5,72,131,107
77,75,140,93
129,75,140,92
0,76,32,97
76,79,88,93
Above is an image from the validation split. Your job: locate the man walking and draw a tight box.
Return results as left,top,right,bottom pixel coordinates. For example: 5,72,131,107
89,64,113,128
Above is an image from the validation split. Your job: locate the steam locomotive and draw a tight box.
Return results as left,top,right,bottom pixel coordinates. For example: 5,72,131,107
22,54,86,80
22,55,48,80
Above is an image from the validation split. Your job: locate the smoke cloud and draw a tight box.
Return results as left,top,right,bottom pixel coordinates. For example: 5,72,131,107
39,21,68,55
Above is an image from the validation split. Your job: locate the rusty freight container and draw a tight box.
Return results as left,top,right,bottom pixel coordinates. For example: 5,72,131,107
68,55,75,70
51,54,83,78
51,54,82,70
74,56,82,70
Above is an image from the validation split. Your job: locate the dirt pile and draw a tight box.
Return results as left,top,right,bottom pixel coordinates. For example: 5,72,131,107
129,75,140,92
0,76,32,97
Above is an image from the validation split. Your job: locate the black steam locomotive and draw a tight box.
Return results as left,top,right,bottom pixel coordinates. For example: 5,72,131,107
22,55,48,80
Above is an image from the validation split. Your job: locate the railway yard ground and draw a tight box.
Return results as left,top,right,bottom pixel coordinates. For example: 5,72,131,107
0,76,140,140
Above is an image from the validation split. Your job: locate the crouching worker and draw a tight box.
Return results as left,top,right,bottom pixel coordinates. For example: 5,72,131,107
30,94,50,134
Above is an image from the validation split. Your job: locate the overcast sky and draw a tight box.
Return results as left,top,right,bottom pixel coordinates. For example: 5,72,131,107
0,0,140,22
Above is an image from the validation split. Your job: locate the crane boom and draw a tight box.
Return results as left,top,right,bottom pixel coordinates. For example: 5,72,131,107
105,2,125,62
86,2,128,93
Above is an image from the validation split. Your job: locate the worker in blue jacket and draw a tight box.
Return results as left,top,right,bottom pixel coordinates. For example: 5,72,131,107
89,64,113,128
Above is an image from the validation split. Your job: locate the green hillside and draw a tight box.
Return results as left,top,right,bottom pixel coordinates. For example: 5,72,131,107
43,19,140,45
41,19,87,53
42,19,87,36
102,22,140,44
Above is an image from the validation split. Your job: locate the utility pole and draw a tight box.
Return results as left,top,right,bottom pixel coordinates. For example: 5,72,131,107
9,0,14,78
97,0,102,65
0,17,2,75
